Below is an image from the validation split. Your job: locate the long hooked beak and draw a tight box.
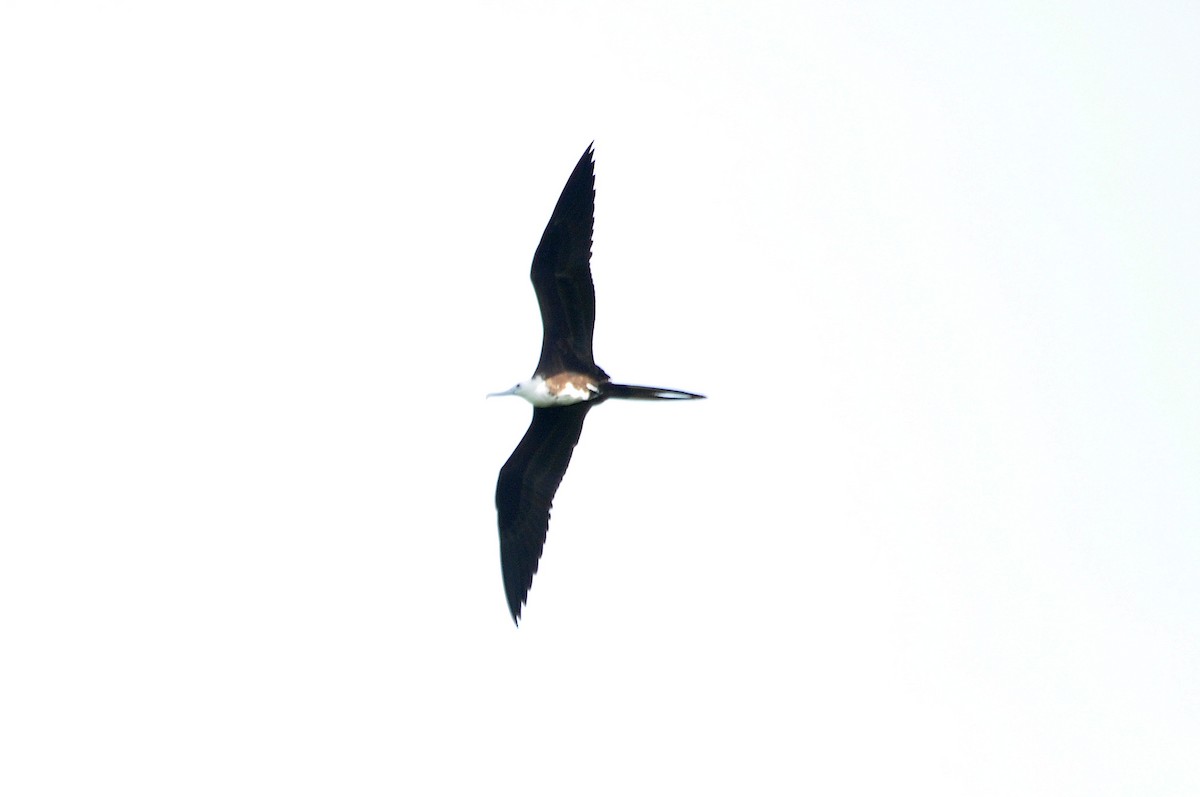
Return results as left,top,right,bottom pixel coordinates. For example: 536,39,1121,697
486,385,520,399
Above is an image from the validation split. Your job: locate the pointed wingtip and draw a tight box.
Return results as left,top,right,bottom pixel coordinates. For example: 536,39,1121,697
504,576,527,626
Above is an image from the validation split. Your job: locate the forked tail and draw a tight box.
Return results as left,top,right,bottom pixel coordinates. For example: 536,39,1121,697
605,383,706,401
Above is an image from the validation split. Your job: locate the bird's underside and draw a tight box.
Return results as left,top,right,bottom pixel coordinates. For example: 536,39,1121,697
496,402,594,622
493,144,704,624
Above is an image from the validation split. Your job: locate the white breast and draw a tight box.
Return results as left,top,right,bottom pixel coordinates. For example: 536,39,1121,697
514,375,598,407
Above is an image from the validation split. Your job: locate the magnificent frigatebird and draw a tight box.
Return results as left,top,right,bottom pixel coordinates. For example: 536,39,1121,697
488,144,704,624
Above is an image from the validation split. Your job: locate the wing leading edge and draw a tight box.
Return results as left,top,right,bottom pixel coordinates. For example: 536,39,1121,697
530,144,604,378
495,403,594,623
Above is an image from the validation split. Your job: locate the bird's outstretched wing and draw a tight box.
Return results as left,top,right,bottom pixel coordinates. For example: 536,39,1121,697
496,403,593,623
531,144,606,378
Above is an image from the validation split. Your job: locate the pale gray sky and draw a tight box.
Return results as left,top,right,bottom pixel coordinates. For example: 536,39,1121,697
3,2,1198,794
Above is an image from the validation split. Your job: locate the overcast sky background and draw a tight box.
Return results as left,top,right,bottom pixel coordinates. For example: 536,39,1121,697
3,2,1198,794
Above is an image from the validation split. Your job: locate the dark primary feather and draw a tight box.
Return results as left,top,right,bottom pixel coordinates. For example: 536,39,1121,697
496,403,594,623
531,144,606,378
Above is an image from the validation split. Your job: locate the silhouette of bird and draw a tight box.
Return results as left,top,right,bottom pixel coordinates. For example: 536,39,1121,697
488,144,704,624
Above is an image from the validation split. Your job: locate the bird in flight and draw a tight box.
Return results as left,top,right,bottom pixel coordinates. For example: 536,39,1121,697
488,144,704,624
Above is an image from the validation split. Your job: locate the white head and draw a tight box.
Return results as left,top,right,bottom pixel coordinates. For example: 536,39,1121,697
487,377,554,407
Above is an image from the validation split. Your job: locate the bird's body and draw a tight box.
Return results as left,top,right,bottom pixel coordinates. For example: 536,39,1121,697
504,372,601,407
490,144,704,624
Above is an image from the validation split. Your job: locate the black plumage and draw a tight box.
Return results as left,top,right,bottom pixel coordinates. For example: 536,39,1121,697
531,146,606,379
496,403,593,622
494,144,704,624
